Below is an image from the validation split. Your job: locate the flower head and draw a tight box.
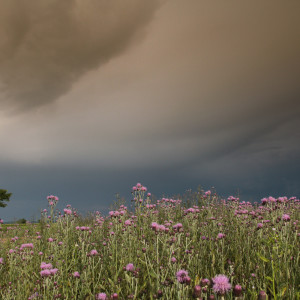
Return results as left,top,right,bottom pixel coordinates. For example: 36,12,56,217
212,274,231,295
217,233,225,239
282,214,290,221
40,269,51,277
89,249,98,256
126,263,135,272
95,293,107,300
20,243,34,250
40,262,53,269
257,223,263,229
64,208,72,215
176,269,189,284
73,271,80,278
124,220,131,226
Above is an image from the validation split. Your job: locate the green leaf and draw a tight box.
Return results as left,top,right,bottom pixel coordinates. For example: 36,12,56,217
265,276,273,282
125,273,132,283
149,270,158,279
257,252,269,263
108,278,115,288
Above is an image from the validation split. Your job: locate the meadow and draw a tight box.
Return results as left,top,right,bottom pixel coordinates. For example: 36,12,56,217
0,183,299,299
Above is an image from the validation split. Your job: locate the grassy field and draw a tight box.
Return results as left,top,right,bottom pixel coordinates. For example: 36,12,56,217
0,184,299,299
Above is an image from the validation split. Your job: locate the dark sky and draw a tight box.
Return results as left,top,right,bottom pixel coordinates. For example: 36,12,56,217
1,0,299,220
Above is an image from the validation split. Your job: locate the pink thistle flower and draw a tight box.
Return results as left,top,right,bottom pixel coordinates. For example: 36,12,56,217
257,223,263,229
20,243,34,250
89,249,98,256
124,219,132,226
200,278,210,287
212,274,231,295
64,208,72,215
159,225,166,232
50,268,58,275
40,269,51,277
151,222,159,231
282,214,290,221
126,263,135,272
73,271,80,278
40,262,53,270
95,293,107,300
217,233,225,239
48,238,54,242
176,269,189,284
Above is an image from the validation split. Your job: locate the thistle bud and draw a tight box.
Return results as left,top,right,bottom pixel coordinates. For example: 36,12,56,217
233,284,243,297
193,285,201,298
258,291,267,300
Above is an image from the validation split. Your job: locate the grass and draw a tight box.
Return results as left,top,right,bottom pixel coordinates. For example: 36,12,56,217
0,183,299,299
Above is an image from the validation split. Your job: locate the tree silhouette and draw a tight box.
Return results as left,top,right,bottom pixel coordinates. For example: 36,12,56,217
0,189,12,208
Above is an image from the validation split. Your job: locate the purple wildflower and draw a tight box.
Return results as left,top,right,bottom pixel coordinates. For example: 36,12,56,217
40,262,53,270
89,249,98,256
282,214,290,221
95,293,107,300
176,269,189,284
126,263,135,272
212,274,231,295
217,233,225,239
73,271,80,278
257,223,263,229
50,268,58,275
20,243,34,250
40,269,51,277
124,219,131,226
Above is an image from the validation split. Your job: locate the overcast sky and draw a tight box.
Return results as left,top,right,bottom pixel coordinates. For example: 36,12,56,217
1,0,299,221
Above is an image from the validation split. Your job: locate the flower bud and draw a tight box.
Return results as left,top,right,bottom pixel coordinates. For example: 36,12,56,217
258,291,267,300
193,285,202,298
233,285,243,297
157,290,163,298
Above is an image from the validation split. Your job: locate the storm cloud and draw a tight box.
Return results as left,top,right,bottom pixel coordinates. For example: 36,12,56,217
0,0,160,111
0,0,299,221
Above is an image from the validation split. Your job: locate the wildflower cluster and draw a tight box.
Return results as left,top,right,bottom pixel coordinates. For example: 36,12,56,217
0,184,298,299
